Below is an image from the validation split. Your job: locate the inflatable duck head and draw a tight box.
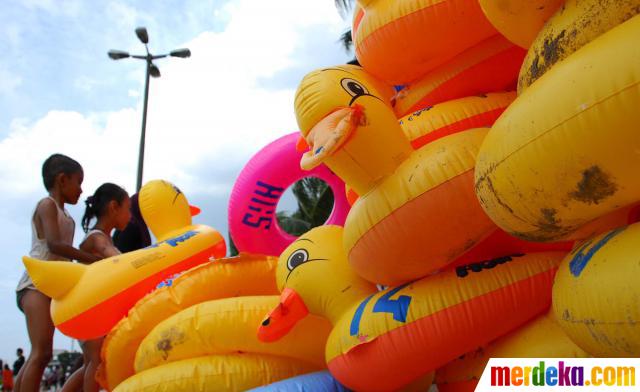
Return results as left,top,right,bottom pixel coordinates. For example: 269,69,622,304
258,225,375,342
294,65,411,195
139,180,201,241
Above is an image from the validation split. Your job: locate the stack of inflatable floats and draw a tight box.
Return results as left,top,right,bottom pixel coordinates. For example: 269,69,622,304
24,0,640,390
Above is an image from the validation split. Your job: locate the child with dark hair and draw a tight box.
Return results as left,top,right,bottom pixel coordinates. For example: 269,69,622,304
80,183,131,257
112,193,151,252
14,154,99,392
62,183,130,392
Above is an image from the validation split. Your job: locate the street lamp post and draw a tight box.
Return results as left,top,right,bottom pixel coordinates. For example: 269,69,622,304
108,27,191,191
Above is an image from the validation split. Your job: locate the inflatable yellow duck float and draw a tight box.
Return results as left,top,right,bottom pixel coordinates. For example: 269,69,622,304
23,179,226,340
294,64,495,285
258,225,563,391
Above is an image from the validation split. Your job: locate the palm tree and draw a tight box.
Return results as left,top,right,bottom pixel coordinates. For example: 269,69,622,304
335,0,355,52
277,177,335,236
228,230,239,256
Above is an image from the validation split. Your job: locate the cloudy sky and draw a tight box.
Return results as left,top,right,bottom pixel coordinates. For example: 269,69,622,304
0,0,352,363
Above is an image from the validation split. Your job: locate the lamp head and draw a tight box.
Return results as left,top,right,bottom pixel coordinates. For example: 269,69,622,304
170,48,191,58
108,50,130,60
135,27,149,44
149,63,161,78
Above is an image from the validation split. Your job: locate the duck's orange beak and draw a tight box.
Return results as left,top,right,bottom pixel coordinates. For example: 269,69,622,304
257,288,309,342
345,186,359,206
189,205,201,216
296,136,310,153
300,105,364,170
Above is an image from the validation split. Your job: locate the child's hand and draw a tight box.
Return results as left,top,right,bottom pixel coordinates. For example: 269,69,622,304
85,253,101,263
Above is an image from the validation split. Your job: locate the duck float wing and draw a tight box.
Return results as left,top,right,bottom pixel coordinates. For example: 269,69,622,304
22,257,86,298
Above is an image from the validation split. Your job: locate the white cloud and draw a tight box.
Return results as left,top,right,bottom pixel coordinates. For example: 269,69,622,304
0,0,348,197
0,109,139,193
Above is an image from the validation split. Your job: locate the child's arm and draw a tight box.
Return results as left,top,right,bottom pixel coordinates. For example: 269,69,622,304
79,234,120,262
37,199,100,263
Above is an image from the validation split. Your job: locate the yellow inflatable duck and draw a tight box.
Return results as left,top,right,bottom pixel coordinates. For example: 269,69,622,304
257,225,562,391
23,179,226,340
295,64,495,285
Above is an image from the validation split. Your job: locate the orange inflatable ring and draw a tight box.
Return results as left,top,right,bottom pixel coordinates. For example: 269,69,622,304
328,252,562,390
399,92,515,149
257,225,564,391
98,254,279,391
346,128,496,285
352,0,498,85
393,35,525,117
452,227,573,268
436,309,588,391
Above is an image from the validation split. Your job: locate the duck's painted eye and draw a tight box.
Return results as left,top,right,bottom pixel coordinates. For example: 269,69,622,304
341,78,368,97
287,249,309,271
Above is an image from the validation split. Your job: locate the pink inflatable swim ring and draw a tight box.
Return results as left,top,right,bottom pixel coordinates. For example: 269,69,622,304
228,132,350,256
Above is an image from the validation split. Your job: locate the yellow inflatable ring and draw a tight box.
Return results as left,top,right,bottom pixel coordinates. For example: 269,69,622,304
99,254,278,391
479,0,563,49
135,296,330,372
436,309,589,391
475,16,640,242
346,128,496,285
518,0,640,93
553,222,640,357
399,92,515,149
112,354,318,392
393,35,523,117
